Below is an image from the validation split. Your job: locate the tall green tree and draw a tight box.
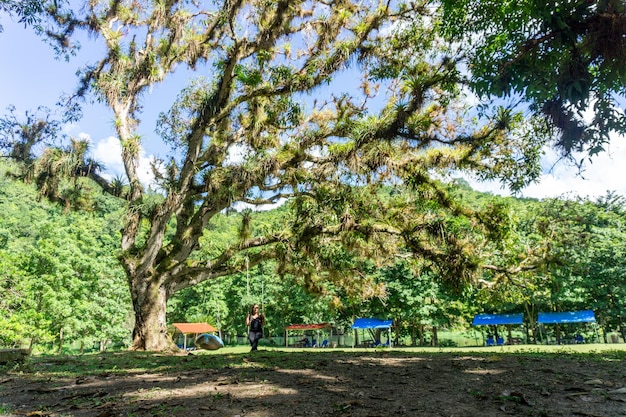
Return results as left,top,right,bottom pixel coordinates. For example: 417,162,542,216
481,194,626,342
373,260,456,346
1,0,542,351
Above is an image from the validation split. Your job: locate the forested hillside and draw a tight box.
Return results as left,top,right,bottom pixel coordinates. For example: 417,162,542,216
0,163,129,352
2,165,624,351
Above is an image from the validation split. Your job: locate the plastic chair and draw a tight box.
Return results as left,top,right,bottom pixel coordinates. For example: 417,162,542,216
320,340,328,348
486,337,495,346
496,337,504,346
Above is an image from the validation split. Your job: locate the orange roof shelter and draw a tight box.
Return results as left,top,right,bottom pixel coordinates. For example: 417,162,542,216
174,322,217,334
284,323,333,347
173,322,217,350
285,323,331,331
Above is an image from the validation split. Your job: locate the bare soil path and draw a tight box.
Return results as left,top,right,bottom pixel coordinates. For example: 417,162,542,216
1,348,625,417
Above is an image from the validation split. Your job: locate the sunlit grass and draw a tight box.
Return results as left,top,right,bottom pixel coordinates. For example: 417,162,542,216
4,343,624,380
220,343,626,354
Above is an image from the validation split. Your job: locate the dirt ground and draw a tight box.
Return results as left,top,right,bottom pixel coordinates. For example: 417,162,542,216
1,349,625,417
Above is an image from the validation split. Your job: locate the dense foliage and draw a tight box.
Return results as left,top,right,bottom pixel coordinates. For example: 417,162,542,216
0,163,130,352
1,167,624,350
2,0,626,351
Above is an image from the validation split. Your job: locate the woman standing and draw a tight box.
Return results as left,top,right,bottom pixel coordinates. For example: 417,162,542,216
246,304,265,351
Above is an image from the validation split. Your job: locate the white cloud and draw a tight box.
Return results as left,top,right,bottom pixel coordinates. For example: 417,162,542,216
232,198,288,212
93,136,124,173
91,135,156,187
224,142,250,166
467,135,626,200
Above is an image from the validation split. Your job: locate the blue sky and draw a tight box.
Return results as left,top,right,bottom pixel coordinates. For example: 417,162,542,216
2,15,625,200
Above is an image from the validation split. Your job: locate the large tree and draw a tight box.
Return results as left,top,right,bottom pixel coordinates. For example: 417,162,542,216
1,0,540,351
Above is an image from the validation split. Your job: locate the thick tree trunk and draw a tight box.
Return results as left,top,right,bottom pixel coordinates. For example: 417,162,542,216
129,279,178,352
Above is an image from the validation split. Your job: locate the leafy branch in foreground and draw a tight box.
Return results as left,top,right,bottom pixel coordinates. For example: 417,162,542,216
439,0,626,159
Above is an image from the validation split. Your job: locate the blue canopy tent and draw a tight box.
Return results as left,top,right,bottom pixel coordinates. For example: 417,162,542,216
351,318,393,348
472,313,524,326
472,313,525,345
537,310,596,324
537,310,598,343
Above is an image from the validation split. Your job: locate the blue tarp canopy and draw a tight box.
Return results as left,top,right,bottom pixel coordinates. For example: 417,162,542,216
537,310,596,324
351,318,393,329
472,313,524,326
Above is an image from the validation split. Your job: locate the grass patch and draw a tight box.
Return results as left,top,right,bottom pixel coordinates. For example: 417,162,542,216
2,343,622,380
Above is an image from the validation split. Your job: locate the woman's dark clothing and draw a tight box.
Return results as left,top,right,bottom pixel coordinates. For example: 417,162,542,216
248,315,263,351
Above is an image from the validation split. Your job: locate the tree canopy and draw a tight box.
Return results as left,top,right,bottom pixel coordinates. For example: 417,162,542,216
1,157,625,350
440,0,626,159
